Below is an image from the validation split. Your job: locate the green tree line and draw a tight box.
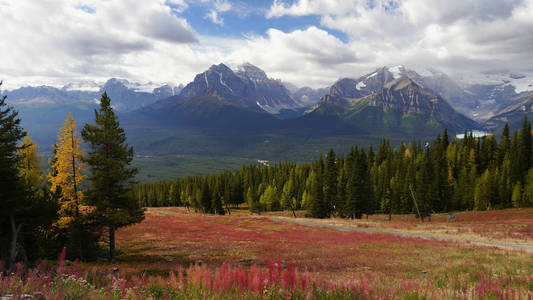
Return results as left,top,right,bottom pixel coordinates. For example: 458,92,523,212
133,120,533,218
0,89,143,267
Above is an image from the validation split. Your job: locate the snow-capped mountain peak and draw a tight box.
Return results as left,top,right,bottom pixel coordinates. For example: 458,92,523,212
62,80,101,92
236,62,269,82
387,65,406,79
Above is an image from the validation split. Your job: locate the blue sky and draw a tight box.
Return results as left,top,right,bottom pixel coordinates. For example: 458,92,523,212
173,0,349,42
0,0,532,89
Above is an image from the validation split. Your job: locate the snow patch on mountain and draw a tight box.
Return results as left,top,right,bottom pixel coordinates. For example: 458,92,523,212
388,65,405,79
367,71,378,79
356,81,366,90
256,101,276,113
218,72,234,93
455,71,533,93
62,80,101,92
124,81,164,93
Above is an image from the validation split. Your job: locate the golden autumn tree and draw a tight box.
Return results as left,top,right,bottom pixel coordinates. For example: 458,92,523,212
48,112,86,259
18,135,45,196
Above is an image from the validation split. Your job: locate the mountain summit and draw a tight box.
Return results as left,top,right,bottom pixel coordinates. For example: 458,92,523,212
308,75,479,134
152,63,301,114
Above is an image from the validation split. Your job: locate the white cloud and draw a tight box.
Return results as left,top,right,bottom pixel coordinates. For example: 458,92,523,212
203,0,232,25
214,0,231,12
265,0,533,80
0,0,198,89
225,26,358,87
205,9,224,25
1,0,533,91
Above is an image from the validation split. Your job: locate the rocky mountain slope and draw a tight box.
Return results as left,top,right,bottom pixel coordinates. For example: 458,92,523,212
305,76,479,135
485,93,533,131
153,63,302,114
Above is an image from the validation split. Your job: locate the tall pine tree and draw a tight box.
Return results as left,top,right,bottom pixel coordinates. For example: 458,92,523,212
81,93,144,261
0,85,28,267
323,149,337,217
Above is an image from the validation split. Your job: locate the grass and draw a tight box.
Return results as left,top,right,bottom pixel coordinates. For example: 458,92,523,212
1,208,532,299
274,208,533,245
257,208,533,245
115,209,532,291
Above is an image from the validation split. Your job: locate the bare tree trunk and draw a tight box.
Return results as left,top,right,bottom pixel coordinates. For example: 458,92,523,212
290,207,297,218
409,184,423,222
224,201,231,215
109,225,116,261
388,196,392,221
9,215,22,269
287,199,297,218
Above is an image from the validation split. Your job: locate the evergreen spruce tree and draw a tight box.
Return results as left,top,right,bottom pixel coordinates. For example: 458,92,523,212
442,129,450,150
247,187,260,213
323,149,337,216
223,183,232,213
520,116,532,181
336,164,348,217
497,124,510,165
511,182,522,208
305,170,327,218
0,86,28,267
81,93,144,261
474,168,499,210
211,178,224,215
509,130,522,184
280,177,297,216
522,169,533,207
18,135,45,196
498,154,512,208
200,178,211,213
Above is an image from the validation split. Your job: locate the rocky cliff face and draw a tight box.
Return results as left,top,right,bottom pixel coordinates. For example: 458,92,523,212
308,74,479,134
370,77,441,113
368,76,476,127
323,66,405,104
236,63,300,113
485,93,533,130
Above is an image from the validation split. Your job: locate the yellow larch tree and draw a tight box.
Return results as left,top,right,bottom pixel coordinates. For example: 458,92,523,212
48,112,86,259
17,135,45,195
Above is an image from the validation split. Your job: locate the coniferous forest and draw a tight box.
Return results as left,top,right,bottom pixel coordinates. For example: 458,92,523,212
133,120,533,219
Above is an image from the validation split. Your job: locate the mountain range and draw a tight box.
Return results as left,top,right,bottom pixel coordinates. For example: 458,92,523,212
3,63,533,161
120,64,486,159
1,78,185,150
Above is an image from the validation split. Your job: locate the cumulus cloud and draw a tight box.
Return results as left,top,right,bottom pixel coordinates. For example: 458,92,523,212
0,0,197,89
266,0,533,80
225,26,358,87
1,0,533,90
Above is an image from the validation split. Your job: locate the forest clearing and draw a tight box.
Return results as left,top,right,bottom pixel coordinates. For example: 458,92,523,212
51,208,533,298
